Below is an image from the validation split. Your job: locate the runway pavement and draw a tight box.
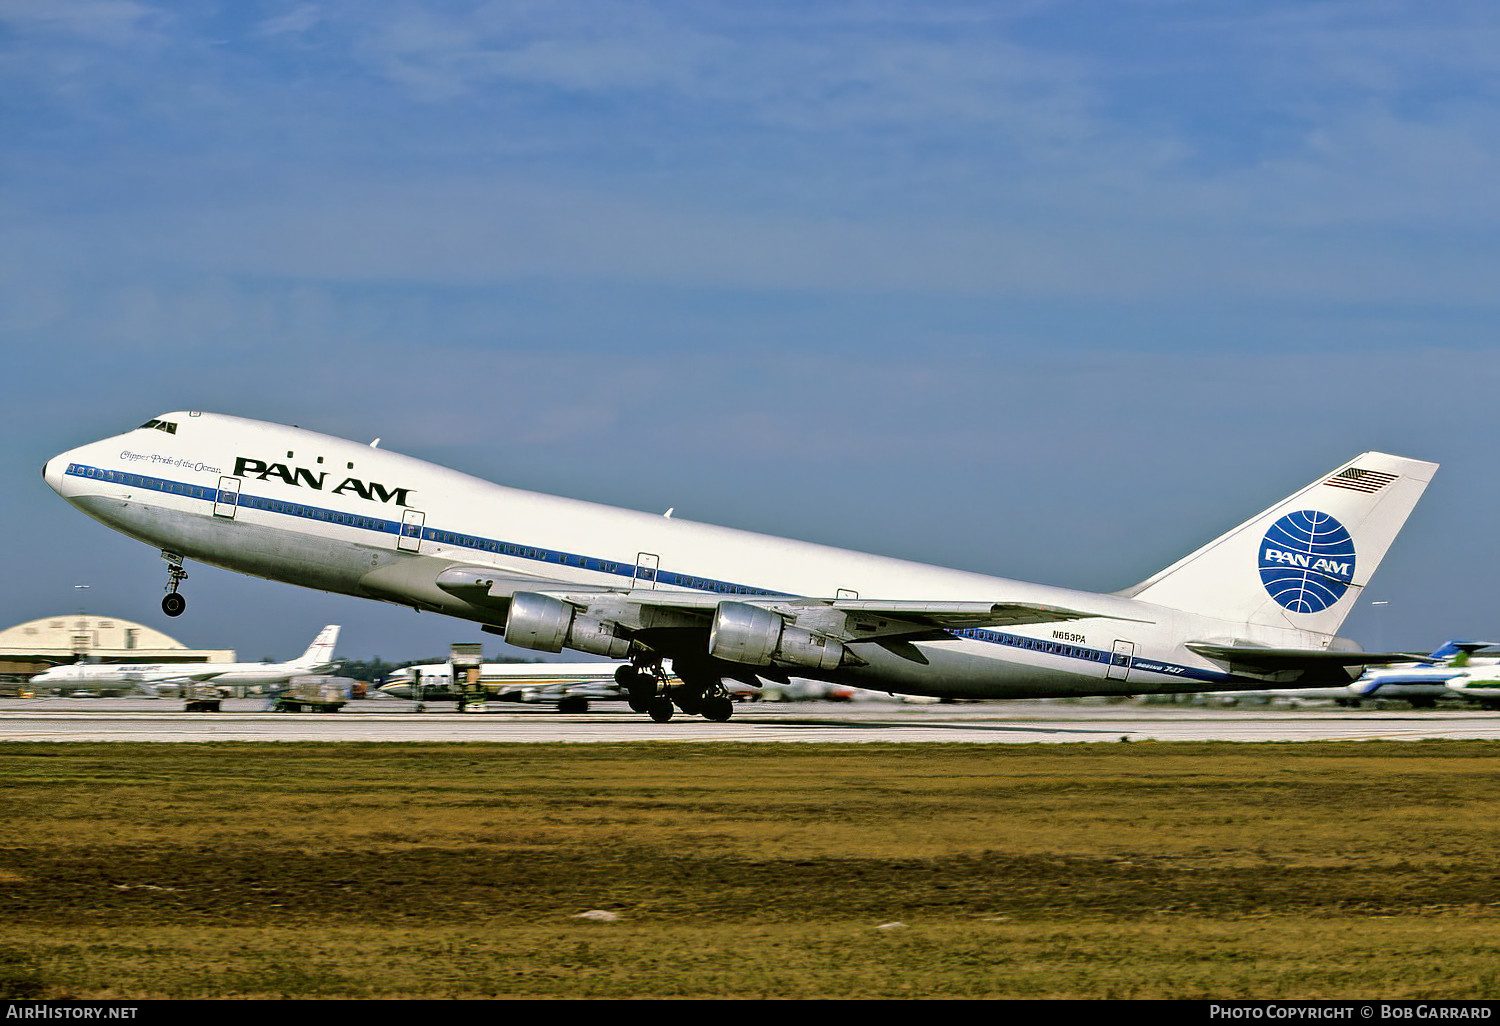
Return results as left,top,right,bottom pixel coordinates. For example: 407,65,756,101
4,697,1500,743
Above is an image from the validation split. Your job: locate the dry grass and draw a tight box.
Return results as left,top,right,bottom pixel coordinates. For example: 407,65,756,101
1,741,1499,998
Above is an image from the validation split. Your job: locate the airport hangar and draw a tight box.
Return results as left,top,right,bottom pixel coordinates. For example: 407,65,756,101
0,614,234,680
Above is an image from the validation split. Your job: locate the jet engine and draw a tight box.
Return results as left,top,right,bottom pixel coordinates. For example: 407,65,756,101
708,601,845,671
504,592,631,659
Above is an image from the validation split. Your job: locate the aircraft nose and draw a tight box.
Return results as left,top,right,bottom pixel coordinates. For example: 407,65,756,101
42,452,67,495
43,445,87,499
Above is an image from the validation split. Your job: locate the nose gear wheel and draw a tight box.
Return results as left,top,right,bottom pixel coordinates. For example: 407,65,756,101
160,551,188,617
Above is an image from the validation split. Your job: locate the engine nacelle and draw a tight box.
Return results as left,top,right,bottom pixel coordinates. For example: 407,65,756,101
505,592,630,659
708,601,845,671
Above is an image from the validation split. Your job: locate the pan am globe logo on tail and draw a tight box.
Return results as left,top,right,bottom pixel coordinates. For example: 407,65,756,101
1258,510,1357,614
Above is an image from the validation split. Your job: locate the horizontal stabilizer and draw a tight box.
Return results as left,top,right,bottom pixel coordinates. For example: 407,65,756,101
1186,642,1436,674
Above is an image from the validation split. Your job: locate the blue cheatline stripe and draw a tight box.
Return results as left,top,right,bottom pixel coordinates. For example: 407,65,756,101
66,463,789,596
65,463,1233,685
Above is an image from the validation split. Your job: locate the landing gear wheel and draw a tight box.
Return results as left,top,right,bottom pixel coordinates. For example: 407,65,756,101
160,551,188,617
628,682,655,713
674,692,704,715
701,696,734,722
647,696,675,723
626,665,659,713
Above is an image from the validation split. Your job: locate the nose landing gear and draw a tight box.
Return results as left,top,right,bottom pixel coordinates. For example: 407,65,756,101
161,551,188,617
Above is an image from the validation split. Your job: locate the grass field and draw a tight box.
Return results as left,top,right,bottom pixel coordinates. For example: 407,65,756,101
2,740,1500,999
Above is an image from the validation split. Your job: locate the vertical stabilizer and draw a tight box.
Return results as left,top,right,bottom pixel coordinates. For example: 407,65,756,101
1428,640,1500,665
295,625,341,668
1121,453,1437,638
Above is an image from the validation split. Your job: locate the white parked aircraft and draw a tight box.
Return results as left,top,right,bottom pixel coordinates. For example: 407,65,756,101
1345,640,1496,708
1441,664,1500,708
1195,640,1478,709
1335,640,1500,709
43,412,1437,722
30,624,341,693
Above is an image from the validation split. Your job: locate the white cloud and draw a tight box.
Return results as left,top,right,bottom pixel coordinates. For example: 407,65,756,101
0,0,164,46
256,4,323,39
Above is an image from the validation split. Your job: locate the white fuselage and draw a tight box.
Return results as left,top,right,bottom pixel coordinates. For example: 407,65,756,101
31,657,333,688
41,412,1381,700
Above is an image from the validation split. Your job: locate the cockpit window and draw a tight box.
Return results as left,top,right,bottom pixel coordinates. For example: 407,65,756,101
138,419,178,434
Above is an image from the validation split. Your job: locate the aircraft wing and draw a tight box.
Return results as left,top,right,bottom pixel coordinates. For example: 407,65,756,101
150,671,224,684
809,598,1130,630
536,590,1118,633
435,563,1147,679
435,565,1121,632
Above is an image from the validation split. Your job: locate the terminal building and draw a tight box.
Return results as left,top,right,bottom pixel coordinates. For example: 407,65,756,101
0,614,235,680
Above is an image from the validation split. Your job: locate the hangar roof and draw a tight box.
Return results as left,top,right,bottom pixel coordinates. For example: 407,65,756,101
0,614,235,666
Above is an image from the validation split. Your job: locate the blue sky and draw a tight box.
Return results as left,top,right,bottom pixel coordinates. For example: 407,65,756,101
3,1,1498,662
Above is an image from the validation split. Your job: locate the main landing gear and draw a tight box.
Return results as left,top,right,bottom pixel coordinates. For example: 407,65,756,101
615,662,735,723
161,551,188,617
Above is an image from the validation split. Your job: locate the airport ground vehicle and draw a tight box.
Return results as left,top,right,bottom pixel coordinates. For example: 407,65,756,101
272,678,350,713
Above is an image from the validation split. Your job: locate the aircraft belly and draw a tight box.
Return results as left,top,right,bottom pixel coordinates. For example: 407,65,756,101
69,495,558,625
832,637,1235,700
835,640,1112,700
73,496,374,596
358,556,500,617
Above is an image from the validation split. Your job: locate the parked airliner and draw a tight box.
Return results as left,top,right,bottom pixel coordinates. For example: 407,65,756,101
1441,662,1500,708
380,661,630,712
31,624,341,693
1198,640,1487,709
42,412,1437,721
1350,641,1500,708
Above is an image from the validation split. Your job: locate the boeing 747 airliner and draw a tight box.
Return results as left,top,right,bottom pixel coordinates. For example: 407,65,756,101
43,412,1437,721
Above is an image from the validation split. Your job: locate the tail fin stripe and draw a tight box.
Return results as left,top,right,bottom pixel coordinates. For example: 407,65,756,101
1324,468,1399,493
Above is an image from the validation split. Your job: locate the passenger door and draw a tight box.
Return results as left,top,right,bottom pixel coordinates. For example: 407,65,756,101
214,476,241,519
399,509,425,553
